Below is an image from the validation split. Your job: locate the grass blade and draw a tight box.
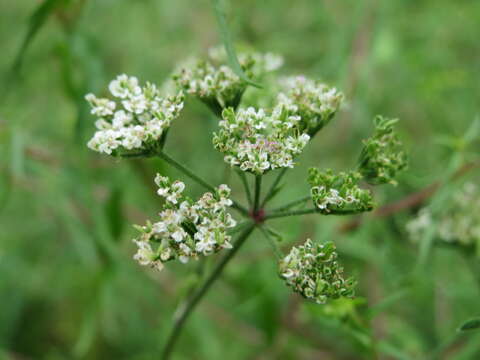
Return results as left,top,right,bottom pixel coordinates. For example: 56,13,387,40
12,0,66,74
211,0,262,88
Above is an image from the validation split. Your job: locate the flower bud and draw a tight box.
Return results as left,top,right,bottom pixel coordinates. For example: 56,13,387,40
359,116,407,185
279,239,355,304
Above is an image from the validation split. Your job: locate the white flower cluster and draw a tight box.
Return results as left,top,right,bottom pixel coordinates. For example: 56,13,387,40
407,183,480,247
279,239,355,304
86,74,184,155
277,76,344,135
308,168,373,214
173,48,283,115
173,58,244,109
406,209,433,242
213,106,311,174
313,188,348,210
133,174,237,271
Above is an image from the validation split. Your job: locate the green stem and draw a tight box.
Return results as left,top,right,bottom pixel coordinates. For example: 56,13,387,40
236,170,253,207
265,208,319,219
228,220,251,235
260,168,288,208
161,225,255,359
265,207,362,220
258,226,283,259
157,151,249,217
253,175,262,213
269,195,311,213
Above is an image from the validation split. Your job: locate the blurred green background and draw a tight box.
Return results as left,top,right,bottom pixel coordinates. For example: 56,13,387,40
1,0,479,359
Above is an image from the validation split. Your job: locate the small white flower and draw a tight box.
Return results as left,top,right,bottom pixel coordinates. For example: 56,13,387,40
109,74,141,98
171,229,186,242
85,94,116,117
122,94,147,114
133,240,156,267
112,110,133,129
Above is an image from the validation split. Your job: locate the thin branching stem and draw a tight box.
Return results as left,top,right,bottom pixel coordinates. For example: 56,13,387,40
236,170,253,207
162,224,256,359
228,220,251,235
265,208,362,220
260,168,288,208
157,151,249,217
253,175,262,213
258,225,283,259
265,208,319,219
268,195,311,213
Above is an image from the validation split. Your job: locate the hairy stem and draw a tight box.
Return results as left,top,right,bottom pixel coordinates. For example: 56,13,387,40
157,151,249,217
162,224,255,359
260,168,288,208
253,175,262,213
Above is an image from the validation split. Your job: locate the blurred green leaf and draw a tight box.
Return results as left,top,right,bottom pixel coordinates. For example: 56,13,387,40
11,0,68,74
367,288,410,319
105,187,124,241
458,318,480,332
211,0,261,88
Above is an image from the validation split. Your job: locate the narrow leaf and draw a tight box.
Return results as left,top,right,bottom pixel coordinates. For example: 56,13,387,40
12,0,66,74
211,0,262,88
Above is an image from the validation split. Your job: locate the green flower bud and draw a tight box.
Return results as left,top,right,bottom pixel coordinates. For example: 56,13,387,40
279,239,356,304
308,168,374,214
359,116,407,185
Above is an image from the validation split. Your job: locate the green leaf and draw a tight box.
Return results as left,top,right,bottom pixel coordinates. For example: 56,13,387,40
11,0,68,74
458,318,480,332
211,0,262,88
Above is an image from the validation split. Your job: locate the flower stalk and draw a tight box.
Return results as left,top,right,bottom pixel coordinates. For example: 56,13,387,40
162,224,255,359
253,175,262,215
268,195,311,213
157,151,249,217
260,168,288,208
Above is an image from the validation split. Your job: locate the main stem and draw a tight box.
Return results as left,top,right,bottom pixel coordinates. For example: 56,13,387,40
236,170,253,207
157,151,249,217
253,175,262,213
162,225,255,359
260,168,287,208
